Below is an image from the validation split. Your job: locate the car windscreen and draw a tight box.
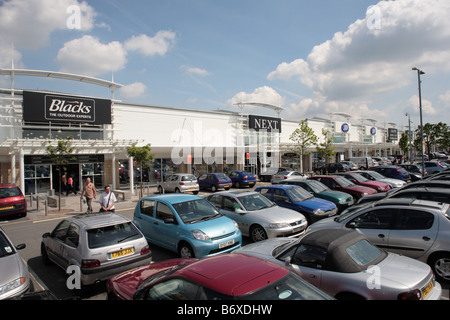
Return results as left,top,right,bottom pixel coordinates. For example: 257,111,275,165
0,231,15,257
307,180,329,193
335,176,354,187
238,193,275,211
285,187,313,202
216,173,229,180
0,187,22,199
87,222,142,249
172,199,221,224
368,171,385,179
345,239,384,266
352,173,368,182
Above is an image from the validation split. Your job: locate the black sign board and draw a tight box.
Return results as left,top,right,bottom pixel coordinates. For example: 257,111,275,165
23,91,111,125
387,128,398,142
248,115,282,133
25,155,104,165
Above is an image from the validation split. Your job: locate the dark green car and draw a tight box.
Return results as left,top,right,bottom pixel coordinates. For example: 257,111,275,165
278,179,354,212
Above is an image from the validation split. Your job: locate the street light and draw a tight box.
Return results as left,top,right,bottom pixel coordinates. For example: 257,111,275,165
405,113,413,164
412,67,425,176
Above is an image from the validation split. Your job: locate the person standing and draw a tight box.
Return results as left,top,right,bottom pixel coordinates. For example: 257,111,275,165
99,185,117,213
66,174,76,195
61,172,67,194
81,177,96,214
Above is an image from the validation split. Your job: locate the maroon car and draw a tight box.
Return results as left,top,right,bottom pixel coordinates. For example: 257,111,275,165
309,175,377,200
0,184,27,218
106,253,332,300
336,172,391,192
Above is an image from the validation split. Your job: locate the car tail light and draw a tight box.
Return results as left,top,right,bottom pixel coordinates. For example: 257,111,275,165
396,169,403,174
284,176,288,179
243,176,248,180
81,259,100,268
398,289,421,300
179,182,185,185
140,245,150,255
438,163,444,168
217,180,221,184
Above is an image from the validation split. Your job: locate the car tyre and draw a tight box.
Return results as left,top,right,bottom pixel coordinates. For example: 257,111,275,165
235,182,241,188
158,186,164,194
429,253,450,283
211,185,218,192
179,242,195,258
250,225,268,242
175,188,181,193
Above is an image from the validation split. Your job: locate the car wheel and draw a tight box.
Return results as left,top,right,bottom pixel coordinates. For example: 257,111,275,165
429,253,450,283
235,182,241,188
211,185,218,192
193,191,199,195
179,242,195,258
41,243,52,266
250,225,268,242
158,186,164,194
175,188,181,193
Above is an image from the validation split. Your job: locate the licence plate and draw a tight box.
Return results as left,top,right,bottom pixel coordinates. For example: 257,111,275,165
219,239,234,249
187,187,196,190
0,206,14,211
422,281,434,299
108,247,134,260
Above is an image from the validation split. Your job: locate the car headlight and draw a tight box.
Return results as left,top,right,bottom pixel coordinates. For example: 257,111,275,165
0,277,27,295
269,222,290,229
313,209,325,215
377,187,385,191
339,198,347,204
232,220,239,231
191,229,210,241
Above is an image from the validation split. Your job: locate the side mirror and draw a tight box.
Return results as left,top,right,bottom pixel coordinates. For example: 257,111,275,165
284,256,292,267
348,222,356,229
163,218,176,224
42,232,52,238
15,243,26,250
235,208,246,215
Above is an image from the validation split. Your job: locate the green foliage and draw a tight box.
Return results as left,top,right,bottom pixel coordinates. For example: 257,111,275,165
127,144,155,197
289,120,318,173
316,128,336,164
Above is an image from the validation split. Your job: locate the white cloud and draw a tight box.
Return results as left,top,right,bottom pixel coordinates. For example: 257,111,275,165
181,66,211,76
228,86,285,109
120,82,148,99
124,31,176,56
57,35,127,77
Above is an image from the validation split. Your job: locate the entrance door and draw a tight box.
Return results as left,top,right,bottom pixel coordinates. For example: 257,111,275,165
52,164,80,194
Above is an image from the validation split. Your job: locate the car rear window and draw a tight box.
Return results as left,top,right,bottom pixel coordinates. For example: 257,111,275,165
181,175,196,181
0,187,22,199
346,239,383,266
87,222,142,249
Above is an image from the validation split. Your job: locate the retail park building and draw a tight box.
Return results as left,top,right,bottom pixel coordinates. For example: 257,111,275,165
0,69,402,195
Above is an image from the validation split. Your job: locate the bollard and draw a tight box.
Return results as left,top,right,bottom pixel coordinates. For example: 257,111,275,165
80,197,83,213
30,193,33,208
45,199,48,216
36,195,39,211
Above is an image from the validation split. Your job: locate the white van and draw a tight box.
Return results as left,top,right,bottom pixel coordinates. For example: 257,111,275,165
347,157,374,170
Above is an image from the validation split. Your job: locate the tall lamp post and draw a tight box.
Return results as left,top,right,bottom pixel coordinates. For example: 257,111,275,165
412,67,425,176
405,113,413,164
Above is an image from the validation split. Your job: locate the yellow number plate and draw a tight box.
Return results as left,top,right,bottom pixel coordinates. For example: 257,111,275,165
108,247,134,260
0,206,14,211
422,281,434,299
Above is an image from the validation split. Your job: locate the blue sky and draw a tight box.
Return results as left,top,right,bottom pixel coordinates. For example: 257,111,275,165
1,0,450,129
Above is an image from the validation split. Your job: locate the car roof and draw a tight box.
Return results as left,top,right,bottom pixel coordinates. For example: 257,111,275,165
177,253,289,296
0,183,20,188
374,198,448,210
143,193,201,204
256,184,296,189
69,213,131,229
213,190,258,196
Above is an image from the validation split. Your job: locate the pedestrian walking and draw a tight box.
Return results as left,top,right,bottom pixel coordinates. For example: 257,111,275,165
81,177,96,214
66,174,76,195
61,172,67,194
98,185,117,213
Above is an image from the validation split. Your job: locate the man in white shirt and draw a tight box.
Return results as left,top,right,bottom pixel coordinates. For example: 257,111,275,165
98,185,117,213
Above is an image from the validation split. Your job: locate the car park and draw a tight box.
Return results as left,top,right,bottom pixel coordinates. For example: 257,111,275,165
309,175,377,200
356,186,450,205
336,172,391,192
106,253,333,300
356,170,406,188
271,170,306,184
0,228,30,300
157,173,199,194
278,179,354,212
206,191,307,242
41,213,152,286
228,170,257,188
235,229,442,300
255,185,337,224
424,161,445,174
197,173,231,192
308,198,450,283
259,167,288,182
0,184,27,218
133,194,241,258
369,166,411,182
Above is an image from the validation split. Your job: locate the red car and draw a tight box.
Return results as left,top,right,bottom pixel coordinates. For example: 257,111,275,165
309,175,377,200
0,184,27,218
106,253,332,300
336,172,391,192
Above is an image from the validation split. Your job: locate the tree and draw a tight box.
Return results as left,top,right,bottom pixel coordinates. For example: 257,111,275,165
127,144,155,198
316,128,336,172
289,120,318,173
398,132,410,156
46,136,75,211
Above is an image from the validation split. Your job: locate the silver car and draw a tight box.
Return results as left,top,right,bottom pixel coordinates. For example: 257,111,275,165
271,171,306,184
41,213,152,286
234,229,442,300
157,173,199,194
0,228,30,300
206,191,307,242
356,170,406,188
308,198,450,283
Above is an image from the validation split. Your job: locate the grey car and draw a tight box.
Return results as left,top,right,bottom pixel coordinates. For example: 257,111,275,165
206,191,307,242
234,229,442,300
271,171,306,184
157,173,199,194
0,228,31,300
41,213,152,286
308,198,450,283
355,170,406,188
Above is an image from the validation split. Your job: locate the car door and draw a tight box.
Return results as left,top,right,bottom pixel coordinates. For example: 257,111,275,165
153,201,179,250
273,189,298,211
387,208,438,259
288,243,324,289
46,219,72,268
220,196,249,235
135,199,156,242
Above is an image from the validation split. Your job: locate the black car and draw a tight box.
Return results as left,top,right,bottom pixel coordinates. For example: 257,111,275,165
315,163,349,174
398,164,425,181
258,167,287,182
357,186,450,205
369,166,411,182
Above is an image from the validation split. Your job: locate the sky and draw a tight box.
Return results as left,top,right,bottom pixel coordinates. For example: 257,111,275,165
1,0,450,130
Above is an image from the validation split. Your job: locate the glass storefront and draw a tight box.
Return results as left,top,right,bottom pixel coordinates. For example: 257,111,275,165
24,165,51,195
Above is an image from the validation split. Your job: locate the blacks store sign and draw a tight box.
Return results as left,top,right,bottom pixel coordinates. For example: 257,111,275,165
248,115,282,133
23,91,111,125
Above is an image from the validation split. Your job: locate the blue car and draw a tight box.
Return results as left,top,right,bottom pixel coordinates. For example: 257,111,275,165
133,194,242,258
197,173,232,192
369,165,411,182
255,185,338,224
229,170,257,188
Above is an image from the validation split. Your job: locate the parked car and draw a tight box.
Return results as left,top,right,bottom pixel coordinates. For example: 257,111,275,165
424,161,445,174
0,184,27,218
259,167,288,182
133,194,242,258
339,161,358,170
157,173,199,194
271,171,306,184
347,157,374,170
414,154,429,162
106,253,333,300
309,175,377,200
206,191,307,242
255,185,337,224
278,179,354,212
398,164,427,181
369,166,411,182
315,163,349,174
41,213,152,286
336,172,391,192
308,198,450,283
357,186,450,205
235,229,442,300
228,170,257,188
425,170,450,181
0,227,30,300
197,173,231,192
356,170,406,188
